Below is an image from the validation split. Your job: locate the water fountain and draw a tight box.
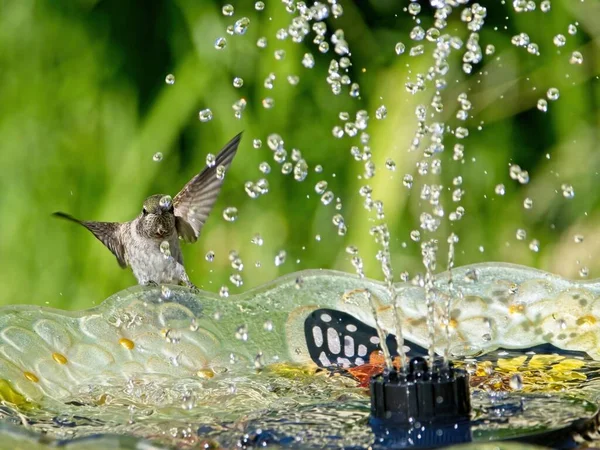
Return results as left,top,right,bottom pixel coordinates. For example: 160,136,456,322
1,0,599,449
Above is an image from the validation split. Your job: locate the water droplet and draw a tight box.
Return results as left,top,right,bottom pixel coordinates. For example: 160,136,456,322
233,77,244,88
385,159,396,171
321,191,334,205
375,105,387,120
153,152,163,162
315,180,328,194
159,195,172,209
235,325,248,341
274,49,286,60
251,234,264,246
579,267,589,278
410,230,421,242
516,229,527,240
254,1,265,11
547,87,560,101
214,37,227,50
222,4,234,16
223,207,239,222
230,274,243,287
253,139,262,149
537,98,548,112
495,184,505,195
165,74,175,85
302,53,315,68
257,37,268,48
199,108,213,122
523,198,533,209
259,161,271,174
205,251,215,262
561,183,575,198
568,24,578,35
395,42,405,55
403,174,414,189
540,0,551,12
529,239,540,252
219,286,230,298
160,240,171,258
234,17,250,35
275,250,287,266
262,97,274,109
485,44,495,55
574,234,584,243
287,75,299,85
263,320,274,331
410,45,425,57
509,373,523,390
569,51,583,65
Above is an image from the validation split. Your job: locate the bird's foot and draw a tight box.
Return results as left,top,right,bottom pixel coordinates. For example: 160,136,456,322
180,279,199,293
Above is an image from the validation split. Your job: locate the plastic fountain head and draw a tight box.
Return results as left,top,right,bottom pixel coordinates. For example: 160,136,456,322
369,356,472,448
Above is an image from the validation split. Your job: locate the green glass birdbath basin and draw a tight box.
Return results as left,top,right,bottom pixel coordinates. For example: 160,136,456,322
1,263,600,449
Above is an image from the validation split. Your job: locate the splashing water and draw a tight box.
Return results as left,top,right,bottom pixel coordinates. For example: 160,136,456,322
3,0,599,447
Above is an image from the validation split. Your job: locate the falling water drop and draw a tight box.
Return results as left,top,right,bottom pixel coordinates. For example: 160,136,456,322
234,17,250,35
222,4,234,16
569,51,583,65
199,109,213,122
214,37,227,50
561,184,575,198
547,87,560,101
223,207,239,222
165,74,175,85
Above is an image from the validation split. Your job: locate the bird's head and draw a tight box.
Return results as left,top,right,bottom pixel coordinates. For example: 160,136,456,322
138,194,176,239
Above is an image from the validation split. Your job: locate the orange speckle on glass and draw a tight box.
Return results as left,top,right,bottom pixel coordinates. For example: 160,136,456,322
52,353,68,364
119,338,135,350
23,372,39,383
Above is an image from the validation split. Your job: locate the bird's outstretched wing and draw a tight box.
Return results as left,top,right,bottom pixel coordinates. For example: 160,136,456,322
53,212,127,268
173,132,243,243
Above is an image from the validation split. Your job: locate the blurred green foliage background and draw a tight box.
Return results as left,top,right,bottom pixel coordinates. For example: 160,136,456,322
0,0,598,310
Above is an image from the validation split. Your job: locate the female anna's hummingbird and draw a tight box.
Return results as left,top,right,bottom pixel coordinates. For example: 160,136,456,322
54,132,243,290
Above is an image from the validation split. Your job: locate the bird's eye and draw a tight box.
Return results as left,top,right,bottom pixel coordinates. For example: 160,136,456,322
142,207,148,215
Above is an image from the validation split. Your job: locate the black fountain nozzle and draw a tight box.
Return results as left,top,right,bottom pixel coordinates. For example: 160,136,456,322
370,356,471,425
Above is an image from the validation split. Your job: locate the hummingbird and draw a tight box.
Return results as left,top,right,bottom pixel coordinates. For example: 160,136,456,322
54,132,243,290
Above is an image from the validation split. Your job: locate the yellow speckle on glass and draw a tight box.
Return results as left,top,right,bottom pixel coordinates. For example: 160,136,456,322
0,379,29,407
509,304,525,314
197,369,215,379
576,316,596,326
449,318,458,328
52,352,68,364
23,371,39,383
119,338,135,350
